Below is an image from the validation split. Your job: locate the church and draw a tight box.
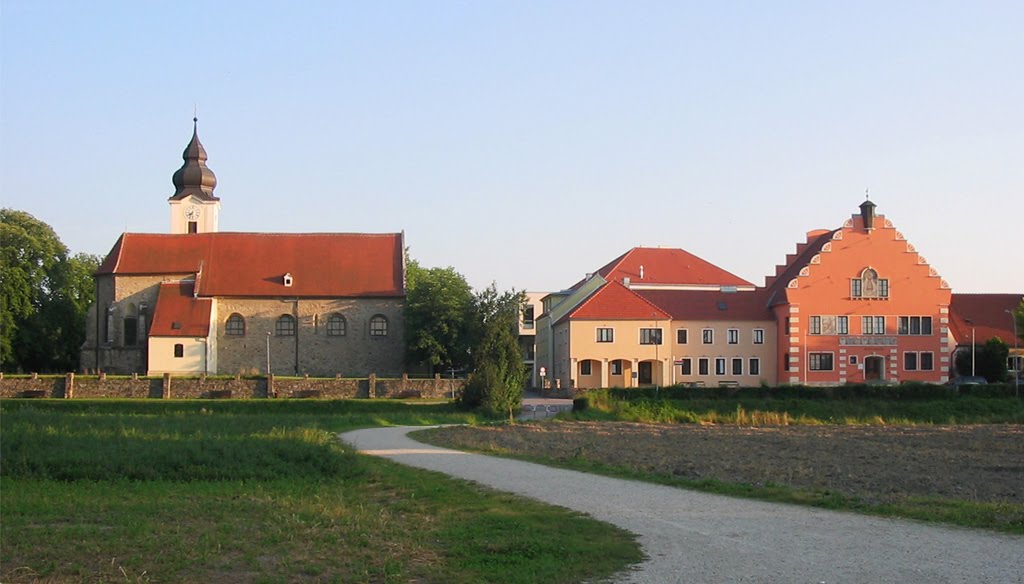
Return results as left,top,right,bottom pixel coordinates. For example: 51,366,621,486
80,121,406,377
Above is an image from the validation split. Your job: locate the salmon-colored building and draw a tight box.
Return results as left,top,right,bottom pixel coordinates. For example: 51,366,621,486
536,201,1020,389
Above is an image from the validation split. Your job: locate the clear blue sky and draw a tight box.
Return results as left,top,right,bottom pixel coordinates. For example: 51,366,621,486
2,1,1021,293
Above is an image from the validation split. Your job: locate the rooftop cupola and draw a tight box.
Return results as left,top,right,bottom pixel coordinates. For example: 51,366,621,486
859,198,876,230
169,117,219,201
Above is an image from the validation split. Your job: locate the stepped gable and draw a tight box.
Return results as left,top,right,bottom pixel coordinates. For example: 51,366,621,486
149,281,212,337
561,280,670,323
764,229,837,307
637,288,774,322
96,232,405,298
949,293,1023,345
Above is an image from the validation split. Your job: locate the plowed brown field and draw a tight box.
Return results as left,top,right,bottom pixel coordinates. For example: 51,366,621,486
423,422,1024,504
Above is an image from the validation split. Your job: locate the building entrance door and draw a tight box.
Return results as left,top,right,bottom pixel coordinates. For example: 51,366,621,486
638,361,653,385
865,356,884,381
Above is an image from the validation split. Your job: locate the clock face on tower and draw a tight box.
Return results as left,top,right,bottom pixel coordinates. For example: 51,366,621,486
184,205,201,220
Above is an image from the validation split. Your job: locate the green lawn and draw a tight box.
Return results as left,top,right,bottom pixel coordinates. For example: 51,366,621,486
0,400,642,583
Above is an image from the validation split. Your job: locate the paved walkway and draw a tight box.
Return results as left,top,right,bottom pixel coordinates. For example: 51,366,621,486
340,426,1024,584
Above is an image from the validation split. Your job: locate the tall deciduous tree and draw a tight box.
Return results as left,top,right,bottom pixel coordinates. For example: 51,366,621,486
955,337,1009,383
404,259,475,374
1,209,99,372
460,285,526,419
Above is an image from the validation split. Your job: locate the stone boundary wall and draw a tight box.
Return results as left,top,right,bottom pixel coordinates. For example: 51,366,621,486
0,373,466,400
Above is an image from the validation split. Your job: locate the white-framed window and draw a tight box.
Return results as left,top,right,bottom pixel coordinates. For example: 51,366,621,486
850,355,858,365
727,329,739,344
275,314,296,336
898,316,933,335
749,358,760,376
677,329,688,344
596,327,614,343
715,358,726,375
809,352,834,371
640,328,663,345
837,316,849,335
698,358,709,375
680,358,692,375
861,316,885,335
580,360,592,375
369,314,388,336
904,352,918,371
702,329,714,344
809,316,822,335
610,360,623,375
852,268,889,299
753,329,764,344
731,357,743,375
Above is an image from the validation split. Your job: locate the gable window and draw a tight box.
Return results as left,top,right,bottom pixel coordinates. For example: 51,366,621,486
596,327,614,343
640,328,663,345
749,358,760,376
732,358,743,375
698,358,709,376
275,314,296,336
809,316,822,335
727,329,739,344
898,316,932,335
753,329,764,344
809,353,834,371
852,268,889,299
369,315,388,337
225,313,245,336
173,343,184,358
715,358,726,375
680,358,692,375
327,313,347,337
580,360,592,376
677,329,688,344
610,360,623,376
837,316,849,335
861,316,885,335
702,329,714,344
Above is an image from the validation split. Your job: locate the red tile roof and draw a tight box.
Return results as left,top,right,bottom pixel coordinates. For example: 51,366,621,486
583,247,753,289
764,230,837,306
949,293,1022,346
97,232,405,298
564,281,671,322
149,281,213,337
637,289,774,322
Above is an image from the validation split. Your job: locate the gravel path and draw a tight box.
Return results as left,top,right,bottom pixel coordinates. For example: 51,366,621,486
340,426,1024,584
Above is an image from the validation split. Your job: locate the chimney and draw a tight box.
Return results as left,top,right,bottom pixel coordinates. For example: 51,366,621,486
859,199,877,231
623,277,631,287
639,265,645,280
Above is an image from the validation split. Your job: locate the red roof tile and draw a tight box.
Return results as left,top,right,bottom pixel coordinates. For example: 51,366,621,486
97,232,404,298
564,281,671,322
582,247,753,289
949,293,1022,345
764,230,837,306
149,281,213,337
636,289,774,322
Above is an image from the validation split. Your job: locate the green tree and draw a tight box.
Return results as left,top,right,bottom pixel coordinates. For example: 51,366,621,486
459,285,526,419
1,209,98,372
955,337,1009,383
404,259,475,374
1014,299,1024,344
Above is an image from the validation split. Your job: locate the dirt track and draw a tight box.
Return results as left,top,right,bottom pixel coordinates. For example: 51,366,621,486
423,422,1024,504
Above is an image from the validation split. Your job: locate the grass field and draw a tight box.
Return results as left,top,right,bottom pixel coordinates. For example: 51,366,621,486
0,400,642,583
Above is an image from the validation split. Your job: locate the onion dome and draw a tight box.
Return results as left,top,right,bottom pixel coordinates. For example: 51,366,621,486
169,117,219,201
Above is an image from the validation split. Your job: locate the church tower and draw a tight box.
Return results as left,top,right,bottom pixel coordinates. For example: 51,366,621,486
168,118,220,234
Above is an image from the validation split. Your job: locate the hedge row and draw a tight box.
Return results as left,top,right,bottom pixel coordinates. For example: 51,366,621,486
593,382,1019,401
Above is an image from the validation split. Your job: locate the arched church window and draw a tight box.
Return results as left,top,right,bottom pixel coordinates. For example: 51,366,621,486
275,314,296,336
226,313,245,336
369,315,388,337
327,314,346,336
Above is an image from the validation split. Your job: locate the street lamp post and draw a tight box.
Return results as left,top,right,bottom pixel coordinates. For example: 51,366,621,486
965,319,975,377
266,331,272,376
1007,310,1019,398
